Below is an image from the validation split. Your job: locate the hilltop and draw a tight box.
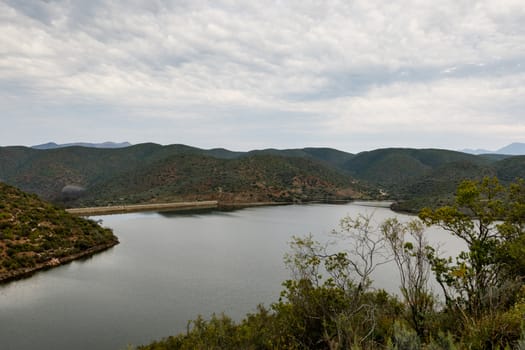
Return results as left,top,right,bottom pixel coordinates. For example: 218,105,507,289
338,147,525,212
0,182,118,282
0,143,524,212
0,144,367,207
32,141,132,150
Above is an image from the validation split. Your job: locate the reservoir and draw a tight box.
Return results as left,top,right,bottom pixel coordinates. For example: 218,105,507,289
0,202,462,350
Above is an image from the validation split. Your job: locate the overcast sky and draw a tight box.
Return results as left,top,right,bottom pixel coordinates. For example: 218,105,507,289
1,0,524,152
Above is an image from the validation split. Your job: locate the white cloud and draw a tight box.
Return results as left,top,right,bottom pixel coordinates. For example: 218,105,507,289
0,0,524,151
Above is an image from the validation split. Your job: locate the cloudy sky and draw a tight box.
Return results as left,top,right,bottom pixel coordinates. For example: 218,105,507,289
1,0,524,152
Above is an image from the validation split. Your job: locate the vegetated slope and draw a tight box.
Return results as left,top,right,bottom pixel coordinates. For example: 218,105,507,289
495,156,525,183
0,144,365,207
380,153,525,213
0,182,118,282
476,154,513,162
343,148,491,187
2,143,522,212
74,153,365,207
245,147,355,170
391,160,497,212
0,143,217,201
341,148,520,212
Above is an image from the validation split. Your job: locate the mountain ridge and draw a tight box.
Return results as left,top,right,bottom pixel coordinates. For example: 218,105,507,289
1,143,524,213
32,141,132,150
461,142,525,155
0,143,367,207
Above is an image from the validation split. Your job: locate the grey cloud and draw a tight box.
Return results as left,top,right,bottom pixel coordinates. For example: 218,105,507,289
1,0,524,151
4,0,56,24
288,57,525,101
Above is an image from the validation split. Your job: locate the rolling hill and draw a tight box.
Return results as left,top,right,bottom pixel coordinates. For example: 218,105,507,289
75,153,363,206
342,148,491,186
0,144,367,207
0,143,523,212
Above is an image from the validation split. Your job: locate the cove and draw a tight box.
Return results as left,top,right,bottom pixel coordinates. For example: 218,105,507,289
0,202,462,350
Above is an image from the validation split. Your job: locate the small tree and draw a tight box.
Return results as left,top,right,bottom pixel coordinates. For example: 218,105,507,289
498,179,525,280
332,214,392,291
382,218,434,339
419,177,525,322
278,214,394,349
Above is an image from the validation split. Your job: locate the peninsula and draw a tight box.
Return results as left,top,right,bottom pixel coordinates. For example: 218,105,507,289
0,182,119,283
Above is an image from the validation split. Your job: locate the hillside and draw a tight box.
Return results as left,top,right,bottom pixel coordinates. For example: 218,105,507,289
0,182,118,282
74,153,365,206
342,148,490,186
495,156,525,183
341,148,525,212
244,147,355,170
390,160,497,212
0,144,366,207
1,143,524,212
0,143,207,201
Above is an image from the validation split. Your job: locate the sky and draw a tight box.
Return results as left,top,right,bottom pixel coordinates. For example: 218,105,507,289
1,0,524,153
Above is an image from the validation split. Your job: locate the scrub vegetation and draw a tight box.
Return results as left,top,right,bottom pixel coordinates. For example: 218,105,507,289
0,182,118,280
1,143,524,213
137,177,525,349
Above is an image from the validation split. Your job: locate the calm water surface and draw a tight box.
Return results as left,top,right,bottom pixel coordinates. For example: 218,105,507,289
0,203,463,350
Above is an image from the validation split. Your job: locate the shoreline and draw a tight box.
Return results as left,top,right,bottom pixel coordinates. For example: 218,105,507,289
66,200,219,216
0,199,386,284
66,199,359,216
0,239,119,284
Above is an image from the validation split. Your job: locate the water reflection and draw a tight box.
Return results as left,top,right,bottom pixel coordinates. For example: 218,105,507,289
0,202,462,350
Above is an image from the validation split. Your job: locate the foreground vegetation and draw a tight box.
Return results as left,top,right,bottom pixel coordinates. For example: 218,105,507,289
138,177,525,349
0,182,118,281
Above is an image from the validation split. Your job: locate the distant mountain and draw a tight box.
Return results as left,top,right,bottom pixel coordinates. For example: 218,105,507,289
497,143,525,155
461,142,525,155
461,148,493,155
32,141,132,150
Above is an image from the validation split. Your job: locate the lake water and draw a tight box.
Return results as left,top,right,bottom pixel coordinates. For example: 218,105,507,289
0,202,463,350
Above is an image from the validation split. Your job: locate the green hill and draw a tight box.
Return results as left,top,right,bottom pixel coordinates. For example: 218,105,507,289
495,156,525,183
75,153,364,206
337,148,525,212
343,148,490,186
390,160,497,212
0,182,118,282
0,143,227,201
1,144,523,213
245,147,355,170
0,144,365,207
